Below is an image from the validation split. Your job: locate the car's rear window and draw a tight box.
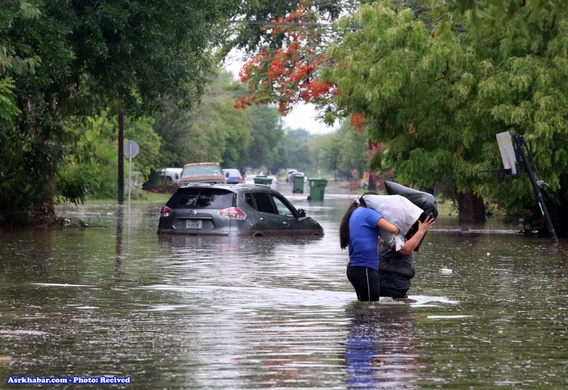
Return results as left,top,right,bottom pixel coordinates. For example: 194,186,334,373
224,169,241,176
182,164,222,177
169,188,234,209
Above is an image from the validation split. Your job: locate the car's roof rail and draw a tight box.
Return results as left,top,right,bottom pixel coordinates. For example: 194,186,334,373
180,182,230,188
235,183,271,188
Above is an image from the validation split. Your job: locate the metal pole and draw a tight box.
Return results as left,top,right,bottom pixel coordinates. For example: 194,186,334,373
128,155,132,202
118,111,124,204
514,135,558,241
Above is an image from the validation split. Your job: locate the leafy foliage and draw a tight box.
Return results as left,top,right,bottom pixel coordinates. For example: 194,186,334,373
326,1,568,230
225,0,343,56
0,0,241,224
245,104,286,173
235,0,568,233
52,70,287,200
309,120,370,179
237,2,337,115
285,129,313,173
56,113,162,200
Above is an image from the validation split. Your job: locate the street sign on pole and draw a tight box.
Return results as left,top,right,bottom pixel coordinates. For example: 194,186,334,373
123,140,139,202
124,140,139,158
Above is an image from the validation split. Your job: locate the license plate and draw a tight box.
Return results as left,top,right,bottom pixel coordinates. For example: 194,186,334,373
185,220,202,229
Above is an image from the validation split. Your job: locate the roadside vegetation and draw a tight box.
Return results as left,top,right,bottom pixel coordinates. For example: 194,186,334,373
2,0,568,237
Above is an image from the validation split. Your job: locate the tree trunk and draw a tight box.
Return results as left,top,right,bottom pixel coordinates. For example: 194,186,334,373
457,190,486,224
367,171,377,191
556,174,568,238
31,199,57,226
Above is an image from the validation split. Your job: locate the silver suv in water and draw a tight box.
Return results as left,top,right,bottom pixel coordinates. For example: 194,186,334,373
157,183,324,237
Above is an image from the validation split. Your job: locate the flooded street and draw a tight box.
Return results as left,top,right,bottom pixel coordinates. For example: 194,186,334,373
1,182,568,389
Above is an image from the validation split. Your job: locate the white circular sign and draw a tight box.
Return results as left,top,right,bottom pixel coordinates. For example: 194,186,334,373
124,140,139,158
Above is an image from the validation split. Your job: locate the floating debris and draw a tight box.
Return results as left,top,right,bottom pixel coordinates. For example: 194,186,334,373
438,267,453,275
0,356,12,364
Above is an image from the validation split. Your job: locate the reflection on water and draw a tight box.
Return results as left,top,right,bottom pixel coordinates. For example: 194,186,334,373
0,195,567,388
345,302,424,389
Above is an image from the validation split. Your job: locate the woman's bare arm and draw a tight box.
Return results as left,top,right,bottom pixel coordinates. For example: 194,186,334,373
398,216,436,255
377,217,400,235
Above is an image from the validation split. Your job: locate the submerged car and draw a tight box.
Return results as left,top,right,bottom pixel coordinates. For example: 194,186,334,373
157,183,324,237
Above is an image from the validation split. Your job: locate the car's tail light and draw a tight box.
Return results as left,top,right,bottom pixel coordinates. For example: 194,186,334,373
160,206,173,217
238,177,243,183
218,207,246,219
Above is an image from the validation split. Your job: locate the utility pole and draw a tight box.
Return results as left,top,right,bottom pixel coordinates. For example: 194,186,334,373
118,110,124,204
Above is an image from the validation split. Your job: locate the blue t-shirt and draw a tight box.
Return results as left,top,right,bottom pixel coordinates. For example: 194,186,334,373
347,207,383,270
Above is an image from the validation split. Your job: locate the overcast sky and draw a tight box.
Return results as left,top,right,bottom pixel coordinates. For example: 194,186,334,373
282,103,337,134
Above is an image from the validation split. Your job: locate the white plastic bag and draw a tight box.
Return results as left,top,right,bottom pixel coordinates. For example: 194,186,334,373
363,194,423,251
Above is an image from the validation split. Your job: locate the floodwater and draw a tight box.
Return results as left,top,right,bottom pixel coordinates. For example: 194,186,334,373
1,181,567,389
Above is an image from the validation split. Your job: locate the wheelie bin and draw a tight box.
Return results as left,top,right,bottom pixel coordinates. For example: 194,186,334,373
308,178,328,201
253,176,273,185
292,175,304,193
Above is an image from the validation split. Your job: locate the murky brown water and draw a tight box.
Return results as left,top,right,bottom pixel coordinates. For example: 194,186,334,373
1,182,567,389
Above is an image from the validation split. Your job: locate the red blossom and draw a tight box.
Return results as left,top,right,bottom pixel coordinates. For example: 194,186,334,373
234,2,335,115
350,112,366,130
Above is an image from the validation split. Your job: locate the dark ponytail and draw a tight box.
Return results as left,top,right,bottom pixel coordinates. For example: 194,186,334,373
338,193,377,250
339,201,358,249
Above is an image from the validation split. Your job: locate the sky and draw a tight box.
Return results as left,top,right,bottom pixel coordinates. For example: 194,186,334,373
281,103,337,134
223,53,338,135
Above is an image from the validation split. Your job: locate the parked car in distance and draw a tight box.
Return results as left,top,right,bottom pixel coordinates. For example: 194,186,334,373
157,183,324,237
287,169,308,183
286,169,298,183
160,168,183,186
223,169,243,184
179,162,225,187
142,167,182,192
244,175,256,184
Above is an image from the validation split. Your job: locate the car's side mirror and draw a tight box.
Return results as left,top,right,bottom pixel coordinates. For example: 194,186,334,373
297,209,306,218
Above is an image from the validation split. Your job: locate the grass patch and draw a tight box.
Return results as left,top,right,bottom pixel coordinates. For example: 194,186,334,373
58,191,171,206
436,200,457,216
130,192,171,203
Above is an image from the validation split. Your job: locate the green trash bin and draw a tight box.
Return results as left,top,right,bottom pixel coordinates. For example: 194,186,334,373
308,178,328,201
292,175,304,193
253,176,273,185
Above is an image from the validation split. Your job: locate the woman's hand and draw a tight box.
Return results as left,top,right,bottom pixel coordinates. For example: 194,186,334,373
397,216,436,255
417,216,436,233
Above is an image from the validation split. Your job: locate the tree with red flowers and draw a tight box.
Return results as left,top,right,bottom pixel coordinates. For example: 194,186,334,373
238,0,568,235
236,1,337,116
236,1,381,189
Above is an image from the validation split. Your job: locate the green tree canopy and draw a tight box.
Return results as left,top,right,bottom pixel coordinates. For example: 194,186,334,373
225,0,343,56
306,120,369,180
0,0,242,225
244,105,286,173
324,1,568,230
